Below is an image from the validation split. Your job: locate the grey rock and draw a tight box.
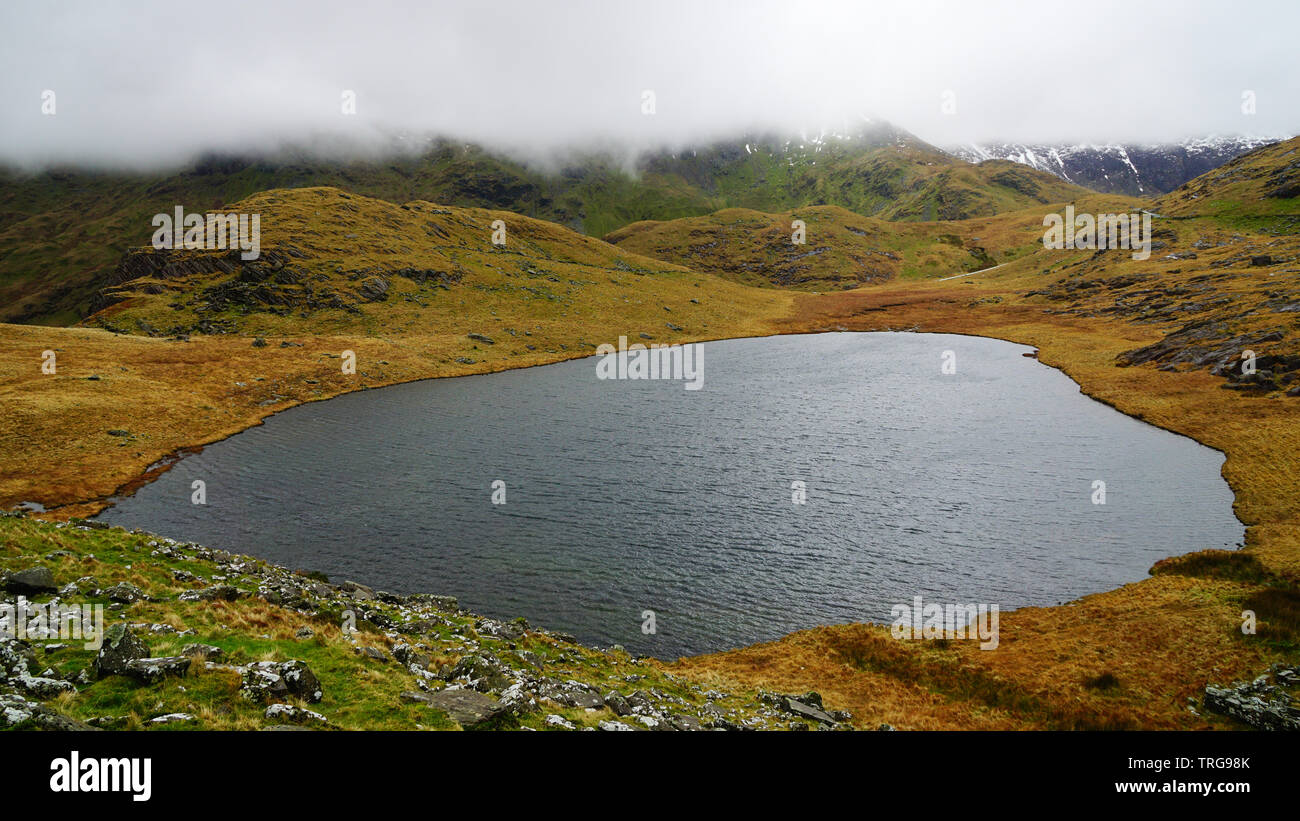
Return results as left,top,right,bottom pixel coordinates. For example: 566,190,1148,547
0,692,99,730
598,719,636,731
264,703,327,725
181,643,224,661
4,566,56,594
240,659,323,704
450,654,510,693
122,656,191,684
424,688,507,729
92,624,150,678
104,582,145,603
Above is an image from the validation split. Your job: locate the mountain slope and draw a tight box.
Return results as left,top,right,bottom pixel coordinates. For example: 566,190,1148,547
603,194,1138,290
1,125,1089,325
84,186,782,346
1154,135,1300,219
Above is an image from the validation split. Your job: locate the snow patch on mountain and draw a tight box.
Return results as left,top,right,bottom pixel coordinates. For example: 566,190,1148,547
948,136,1285,196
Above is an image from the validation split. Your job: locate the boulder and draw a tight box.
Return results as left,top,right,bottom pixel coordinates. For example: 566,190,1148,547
92,624,150,678
544,714,576,730
240,660,323,704
357,276,390,302
104,582,145,603
598,719,636,731
449,653,510,693
181,643,224,661
195,584,242,601
264,703,327,725
4,566,56,594
122,656,190,684
424,689,506,729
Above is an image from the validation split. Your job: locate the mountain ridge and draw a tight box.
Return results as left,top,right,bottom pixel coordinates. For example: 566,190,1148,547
1,122,1085,325
949,135,1285,197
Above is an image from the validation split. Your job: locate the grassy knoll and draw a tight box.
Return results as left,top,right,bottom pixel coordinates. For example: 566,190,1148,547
604,194,1140,290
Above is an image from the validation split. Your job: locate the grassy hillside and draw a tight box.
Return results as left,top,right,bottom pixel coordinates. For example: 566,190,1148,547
1155,135,1300,221
603,195,1139,290
86,186,781,341
0,127,1091,325
635,129,1087,224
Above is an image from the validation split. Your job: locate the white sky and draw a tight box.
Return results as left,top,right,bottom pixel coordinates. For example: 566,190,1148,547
1,0,1296,169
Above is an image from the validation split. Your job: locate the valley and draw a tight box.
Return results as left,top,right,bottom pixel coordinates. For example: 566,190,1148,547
2,133,1298,732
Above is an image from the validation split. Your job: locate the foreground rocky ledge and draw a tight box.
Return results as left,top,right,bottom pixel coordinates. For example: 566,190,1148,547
0,513,853,731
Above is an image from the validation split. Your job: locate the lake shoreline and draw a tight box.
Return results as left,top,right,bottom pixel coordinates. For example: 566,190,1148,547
2,269,1294,728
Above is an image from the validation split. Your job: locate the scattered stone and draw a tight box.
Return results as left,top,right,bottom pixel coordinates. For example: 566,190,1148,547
598,719,635,731
181,584,242,602
0,692,98,730
265,703,327,725
1203,667,1299,730
181,643,224,661
544,713,576,730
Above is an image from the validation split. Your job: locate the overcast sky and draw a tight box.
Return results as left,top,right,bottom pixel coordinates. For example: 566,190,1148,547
1,0,1296,169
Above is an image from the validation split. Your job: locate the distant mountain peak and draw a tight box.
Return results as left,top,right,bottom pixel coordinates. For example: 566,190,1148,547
948,135,1285,196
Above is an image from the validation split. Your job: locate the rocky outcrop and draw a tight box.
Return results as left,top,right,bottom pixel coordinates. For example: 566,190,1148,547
92,624,151,678
0,692,99,731
1202,665,1300,730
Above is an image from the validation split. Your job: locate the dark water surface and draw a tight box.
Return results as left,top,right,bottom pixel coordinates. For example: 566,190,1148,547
98,332,1242,658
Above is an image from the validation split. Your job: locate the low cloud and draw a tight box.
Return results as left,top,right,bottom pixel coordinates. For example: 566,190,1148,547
1,0,1296,170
